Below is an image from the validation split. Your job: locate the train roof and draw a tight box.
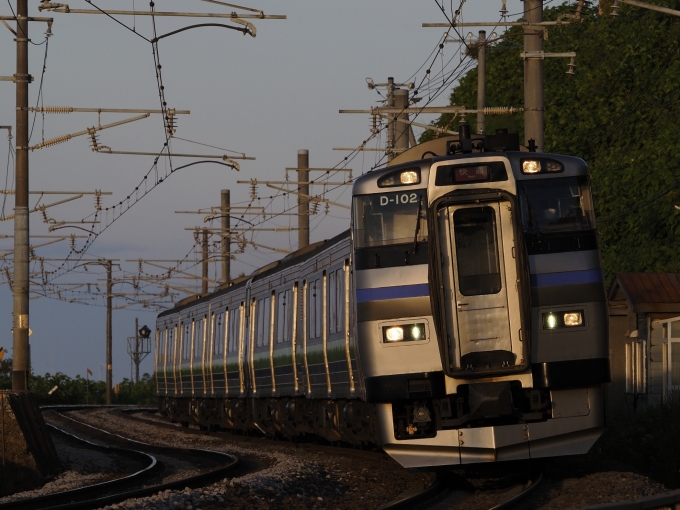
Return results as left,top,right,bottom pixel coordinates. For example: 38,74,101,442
352,151,588,196
157,229,350,318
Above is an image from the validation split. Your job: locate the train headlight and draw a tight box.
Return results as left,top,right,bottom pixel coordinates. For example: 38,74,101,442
400,170,419,184
545,313,558,329
542,310,585,329
385,326,404,342
377,168,421,187
563,312,583,326
522,160,541,174
382,323,427,343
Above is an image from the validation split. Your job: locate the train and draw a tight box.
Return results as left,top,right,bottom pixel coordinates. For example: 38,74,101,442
155,126,610,468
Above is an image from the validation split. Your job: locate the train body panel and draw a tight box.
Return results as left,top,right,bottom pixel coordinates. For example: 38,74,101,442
156,139,610,467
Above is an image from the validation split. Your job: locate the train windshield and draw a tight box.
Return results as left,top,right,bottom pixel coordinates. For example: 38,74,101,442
353,190,427,248
518,176,595,234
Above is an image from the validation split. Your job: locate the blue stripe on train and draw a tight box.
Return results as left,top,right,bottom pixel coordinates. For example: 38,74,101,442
356,283,430,303
530,269,603,288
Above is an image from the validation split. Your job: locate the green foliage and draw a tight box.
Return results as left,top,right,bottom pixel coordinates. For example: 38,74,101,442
423,1,680,281
595,394,680,489
0,358,156,406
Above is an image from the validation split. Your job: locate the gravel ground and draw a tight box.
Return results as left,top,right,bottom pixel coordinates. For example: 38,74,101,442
14,408,672,510
434,457,671,510
0,429,137,504
65,409,433,510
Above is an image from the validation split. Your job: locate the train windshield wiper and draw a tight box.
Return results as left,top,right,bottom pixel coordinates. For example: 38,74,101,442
413,195,423,254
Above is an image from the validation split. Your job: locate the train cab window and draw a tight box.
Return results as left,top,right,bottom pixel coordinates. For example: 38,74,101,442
158,330,165,357
453,207,502,296
519,176,594,234
353,191,427,249
256,296,272,347
193,319,204,360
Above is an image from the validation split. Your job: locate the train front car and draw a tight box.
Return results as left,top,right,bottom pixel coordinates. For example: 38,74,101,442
352,148,609,468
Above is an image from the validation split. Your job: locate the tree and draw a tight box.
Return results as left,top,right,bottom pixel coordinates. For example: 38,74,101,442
423,1,680,282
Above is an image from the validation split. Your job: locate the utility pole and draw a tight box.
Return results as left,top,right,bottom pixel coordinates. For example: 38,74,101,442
297,150,309,250
477,30,487,135
106,260,112,404
201,229,208,295
221,189,230,286
386,77,395,161
524,0,544,151
393,88,410,153
12,0,29,391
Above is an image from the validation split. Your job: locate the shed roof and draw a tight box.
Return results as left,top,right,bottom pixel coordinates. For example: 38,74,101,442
609,273,680,313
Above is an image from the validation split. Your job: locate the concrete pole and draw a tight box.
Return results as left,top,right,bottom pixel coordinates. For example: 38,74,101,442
477,30,487,135
12,0,29,391
202,229,208,295
106,261,112,404
297,150,309,250
134,317,139,384
387,77,395,161
220,190,230,286
524,0,544,151
394,89,410,153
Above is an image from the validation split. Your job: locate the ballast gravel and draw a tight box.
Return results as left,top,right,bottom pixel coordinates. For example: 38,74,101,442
14,408,673,510
68,409,432,510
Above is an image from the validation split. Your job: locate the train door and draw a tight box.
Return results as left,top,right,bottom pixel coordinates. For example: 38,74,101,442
438,201,522,372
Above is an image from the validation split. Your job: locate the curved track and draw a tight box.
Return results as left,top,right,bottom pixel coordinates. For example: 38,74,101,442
0,408,240,510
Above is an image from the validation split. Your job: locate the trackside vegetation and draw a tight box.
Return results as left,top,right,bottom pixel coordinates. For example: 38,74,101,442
422,1,680,283
0,358,156,405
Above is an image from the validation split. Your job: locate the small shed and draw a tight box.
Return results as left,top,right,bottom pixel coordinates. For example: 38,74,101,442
608,273,680,415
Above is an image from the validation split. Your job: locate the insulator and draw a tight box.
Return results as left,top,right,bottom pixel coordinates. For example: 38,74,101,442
610,1,619,18
138,260,143,273
483,107,510,115
41,208,49,223
70,236,75,250
31,134,71,150
94,190,102,211
310,200,319,215
87,283,91,293
42,107,72,114
566,56,576,77
250,180,257,201
325,201,330,215
166,114,177,136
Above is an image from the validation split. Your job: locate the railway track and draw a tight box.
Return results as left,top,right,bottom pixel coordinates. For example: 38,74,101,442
379,468,543,510
0,408,241,510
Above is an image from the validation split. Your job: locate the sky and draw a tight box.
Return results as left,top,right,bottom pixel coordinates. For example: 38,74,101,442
0,0,530,382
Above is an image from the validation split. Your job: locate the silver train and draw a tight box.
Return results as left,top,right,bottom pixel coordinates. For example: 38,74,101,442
155,129,610,468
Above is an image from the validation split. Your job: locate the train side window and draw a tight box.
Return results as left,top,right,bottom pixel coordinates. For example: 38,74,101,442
256,296,271,347
228,307,240,353
168,328,174,362
193,319,204,360
336,268,344,333
309,280,317,339
158,329,165,357
277,289,293,343
329,272,337,334
183,323,191,360
213,312,225,356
